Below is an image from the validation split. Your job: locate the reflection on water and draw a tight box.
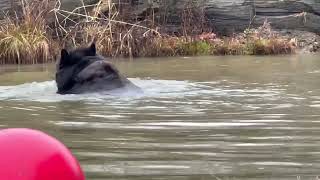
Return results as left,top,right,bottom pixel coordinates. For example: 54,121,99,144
1,55,320,179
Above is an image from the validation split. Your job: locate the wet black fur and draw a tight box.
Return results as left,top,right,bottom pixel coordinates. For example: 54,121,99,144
55,43,139,94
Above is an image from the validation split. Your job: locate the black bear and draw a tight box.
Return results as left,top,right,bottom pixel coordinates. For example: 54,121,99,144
55,43,141,94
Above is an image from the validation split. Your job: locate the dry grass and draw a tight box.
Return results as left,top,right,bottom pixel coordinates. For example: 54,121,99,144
0,17,50,64
0,0,53,64
242,20,297,55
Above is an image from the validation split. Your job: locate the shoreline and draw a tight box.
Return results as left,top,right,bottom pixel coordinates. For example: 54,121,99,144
0,1,319,65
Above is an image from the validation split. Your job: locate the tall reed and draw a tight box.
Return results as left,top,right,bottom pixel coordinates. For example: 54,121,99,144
0,0,52,64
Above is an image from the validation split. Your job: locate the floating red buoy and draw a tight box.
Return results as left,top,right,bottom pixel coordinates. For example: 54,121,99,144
0,128,85,180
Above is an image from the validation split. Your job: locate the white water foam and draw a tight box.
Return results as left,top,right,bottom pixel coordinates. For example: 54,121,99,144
0,78,209,102
0,78,287,103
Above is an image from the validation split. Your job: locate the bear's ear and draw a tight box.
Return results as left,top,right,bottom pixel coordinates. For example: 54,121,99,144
88,42,96,56
61,49,69,58
59,49,69,66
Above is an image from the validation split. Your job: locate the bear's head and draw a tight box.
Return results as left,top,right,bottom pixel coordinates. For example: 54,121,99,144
58,43,96,70
55,43,127,94
56,43,101,94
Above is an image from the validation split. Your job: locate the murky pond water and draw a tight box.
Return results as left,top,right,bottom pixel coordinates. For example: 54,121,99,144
1,55,320,179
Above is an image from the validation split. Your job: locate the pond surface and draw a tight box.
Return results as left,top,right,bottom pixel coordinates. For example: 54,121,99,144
0,55,320,179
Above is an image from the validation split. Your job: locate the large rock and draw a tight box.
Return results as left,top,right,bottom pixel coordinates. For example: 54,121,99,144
0,0,12,12
134,0,320,35
0,0,98,11
251,0,320,35
0,0,99,20
204,0,254,35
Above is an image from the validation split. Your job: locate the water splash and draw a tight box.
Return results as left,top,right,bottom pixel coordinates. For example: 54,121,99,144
0,78,289,104
0,78,208,102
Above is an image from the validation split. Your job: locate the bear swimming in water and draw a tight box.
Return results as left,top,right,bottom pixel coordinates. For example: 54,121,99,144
55,43,141,94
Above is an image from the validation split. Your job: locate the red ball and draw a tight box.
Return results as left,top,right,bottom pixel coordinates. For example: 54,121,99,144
0,128,85,180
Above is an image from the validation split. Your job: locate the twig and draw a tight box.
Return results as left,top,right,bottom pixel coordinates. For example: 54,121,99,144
53,8,160,35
